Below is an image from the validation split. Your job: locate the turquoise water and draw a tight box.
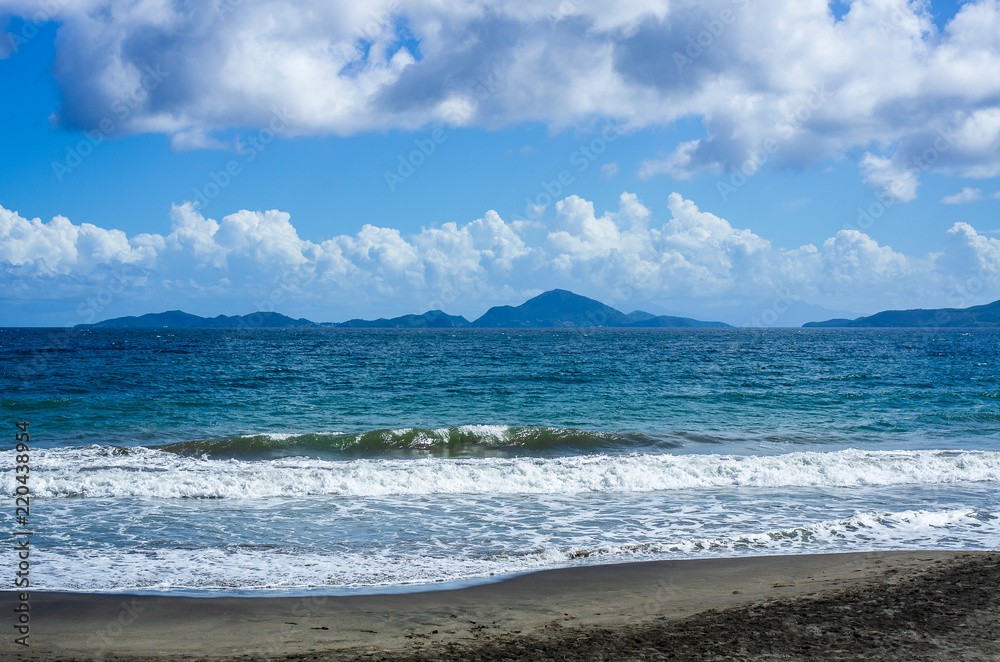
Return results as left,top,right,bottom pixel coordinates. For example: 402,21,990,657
2,327,999,594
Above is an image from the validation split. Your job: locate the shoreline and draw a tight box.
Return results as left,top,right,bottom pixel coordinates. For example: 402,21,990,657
3,550,999,660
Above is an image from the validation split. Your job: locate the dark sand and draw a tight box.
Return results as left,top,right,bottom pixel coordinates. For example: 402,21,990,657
3,550,999,661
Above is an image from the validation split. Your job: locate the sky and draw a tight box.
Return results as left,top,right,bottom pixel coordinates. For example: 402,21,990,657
1,0,999,327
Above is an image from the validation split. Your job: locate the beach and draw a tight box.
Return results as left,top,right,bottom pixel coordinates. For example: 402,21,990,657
5,550,998,661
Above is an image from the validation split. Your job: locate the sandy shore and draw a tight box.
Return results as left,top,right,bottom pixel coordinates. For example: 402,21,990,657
3,550,999,661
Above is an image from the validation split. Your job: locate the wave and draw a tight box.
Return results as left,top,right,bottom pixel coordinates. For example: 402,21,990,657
153,426,678,459
7,447,1000,499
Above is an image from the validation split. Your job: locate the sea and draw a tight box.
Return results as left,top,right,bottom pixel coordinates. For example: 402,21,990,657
2,327,999,596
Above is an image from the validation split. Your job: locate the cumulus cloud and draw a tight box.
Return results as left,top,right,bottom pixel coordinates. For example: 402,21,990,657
940,221,1000,281
941,187,984,204
0,206,153,276
5,0,1000,194
5,192,1000,324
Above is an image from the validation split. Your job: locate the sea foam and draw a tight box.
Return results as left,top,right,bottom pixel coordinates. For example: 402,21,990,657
7,447,1000,499
24,506,1000,594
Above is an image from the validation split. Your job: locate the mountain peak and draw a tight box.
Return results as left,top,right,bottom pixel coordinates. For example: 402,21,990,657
472,289,729,328
472,289,627,328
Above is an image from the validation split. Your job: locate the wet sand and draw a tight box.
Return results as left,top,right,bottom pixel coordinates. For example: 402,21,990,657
3,550,998,661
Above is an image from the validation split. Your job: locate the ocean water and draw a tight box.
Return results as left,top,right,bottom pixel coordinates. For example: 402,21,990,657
2,327,999,595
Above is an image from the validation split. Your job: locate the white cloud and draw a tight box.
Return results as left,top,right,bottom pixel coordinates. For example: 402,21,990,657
860,153,920,203
940,187,983,204
940,221,1000,281
949,108,1000,178
6,0,1000,194
638,140,703,181
0,206,151,276
6,191,1000,323
600,162,619,179
819,229,915,289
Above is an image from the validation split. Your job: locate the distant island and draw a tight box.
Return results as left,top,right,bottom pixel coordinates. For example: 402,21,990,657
77,289,731,329
77,310,318,329
470,290,729,328
73,293,1000,329
337,310,470,329
803,299,1000,328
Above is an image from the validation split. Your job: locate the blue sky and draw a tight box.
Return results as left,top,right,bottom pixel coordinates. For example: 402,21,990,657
1,0,999,326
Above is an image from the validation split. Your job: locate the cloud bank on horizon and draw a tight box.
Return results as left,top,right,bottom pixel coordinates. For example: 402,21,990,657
4,0,1000,196
2,193,998,326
